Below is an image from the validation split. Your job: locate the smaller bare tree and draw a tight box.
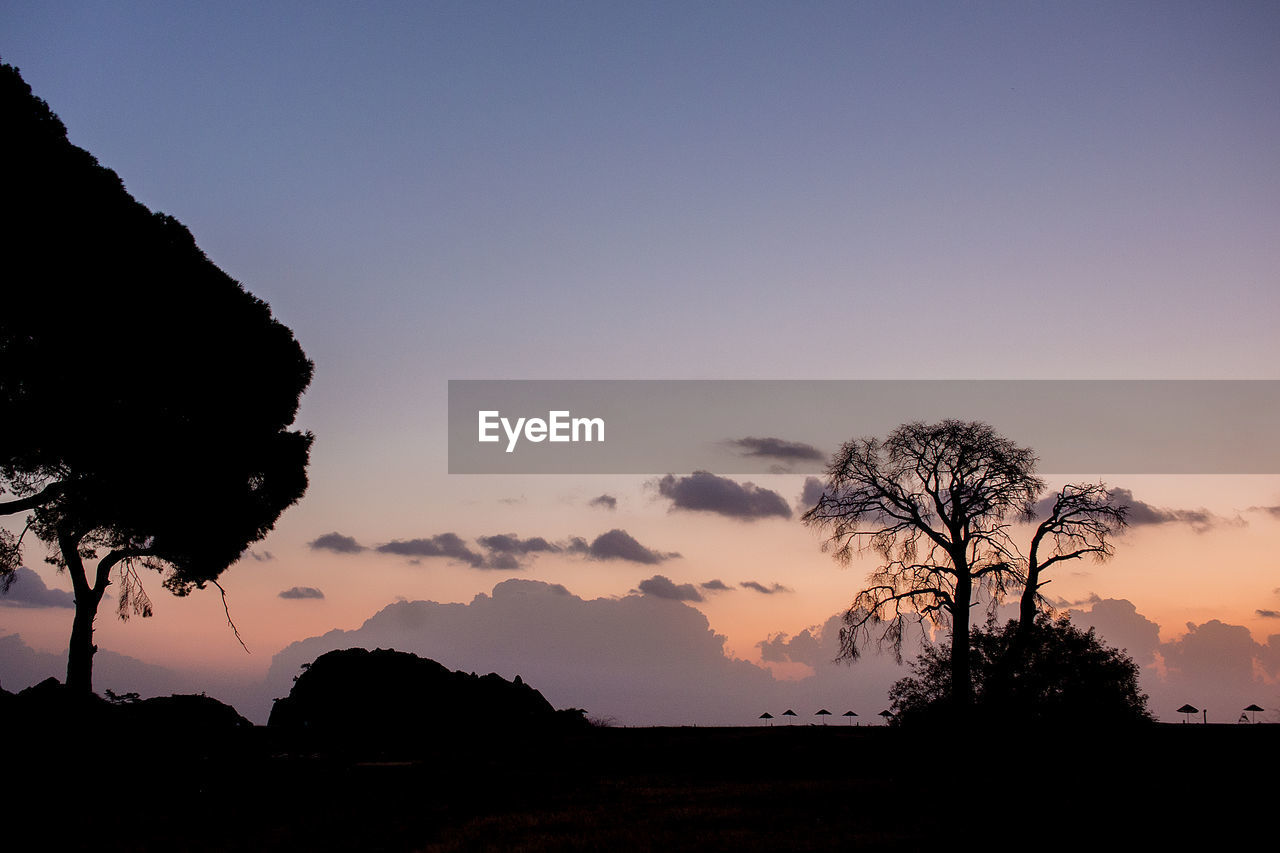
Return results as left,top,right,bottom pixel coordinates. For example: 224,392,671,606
1018,483,1128,638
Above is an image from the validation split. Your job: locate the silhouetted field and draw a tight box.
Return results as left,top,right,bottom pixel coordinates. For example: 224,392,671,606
11,721,1271,850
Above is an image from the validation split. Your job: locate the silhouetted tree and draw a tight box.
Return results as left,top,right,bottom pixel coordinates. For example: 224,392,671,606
0,62,313,692
802,420,1042,710
889,614,1152,727
1019,483,1128,640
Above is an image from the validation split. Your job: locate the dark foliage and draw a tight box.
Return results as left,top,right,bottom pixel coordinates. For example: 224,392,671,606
269,648,589,744
5,677,250,740
0,62,313,689
889,614,1152,728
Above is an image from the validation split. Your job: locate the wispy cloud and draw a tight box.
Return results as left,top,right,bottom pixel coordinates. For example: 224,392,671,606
728,437,825,462
740,581,792,595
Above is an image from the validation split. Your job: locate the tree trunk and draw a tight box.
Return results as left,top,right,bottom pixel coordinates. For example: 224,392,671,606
66,593,99,692
1017,554,1041,640
58,527,108,693
950,564,973,712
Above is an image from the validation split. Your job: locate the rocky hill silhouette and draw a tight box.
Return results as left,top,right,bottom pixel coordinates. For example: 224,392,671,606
268,647,587,744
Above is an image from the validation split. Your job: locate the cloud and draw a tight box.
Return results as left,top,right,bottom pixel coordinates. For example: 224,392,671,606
656,471,791,520
376,533,485,568
279,587,325,600
0,632,183,697
264,579,918,727
244,550,274,562
476,534,560,555
700,579,732,592
0,567,75,609
1067,598,1161,666
482,551,521,571
1105,488,1232,533
1246,505,1280,518
758,624,827,666
1049,592,1104,609
637,575,703,602
740,581,793,595
308,532,365,554
1257,610,1280,619
266,579,782,726
1066,599,1280,721
588,494,617,510
729,437,825,463
566,529,679,564
797,476,825,512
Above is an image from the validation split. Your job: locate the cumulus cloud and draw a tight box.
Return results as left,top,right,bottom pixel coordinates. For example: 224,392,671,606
376,534,486,568
700,579,732,592
637,575,703,602
279,587,325,600
308,532,365,554
0,567,75,609
266,579,783,726
264,579,916,727
1067,598,1161,666
1066,599,1280,722
656,471,791,520
758,624,827,666
740,581,792,595
566,529,679,564
588,494,618,510
729,437,825,463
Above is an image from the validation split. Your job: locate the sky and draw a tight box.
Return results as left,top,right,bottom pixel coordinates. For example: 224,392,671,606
2,1,1279,725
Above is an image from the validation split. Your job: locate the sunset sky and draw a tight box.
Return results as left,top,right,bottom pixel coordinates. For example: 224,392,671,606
3,1,1279,725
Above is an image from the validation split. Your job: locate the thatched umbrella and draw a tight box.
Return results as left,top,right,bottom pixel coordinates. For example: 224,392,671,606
878,710,893,725
843,710,858,726
1243,704,1264,724
815,709,831,725
782,709,797,725
759,712,774,727
1176,703,1198,723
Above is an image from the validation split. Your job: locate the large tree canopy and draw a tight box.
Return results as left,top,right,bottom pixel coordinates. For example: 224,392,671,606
0,62,313,690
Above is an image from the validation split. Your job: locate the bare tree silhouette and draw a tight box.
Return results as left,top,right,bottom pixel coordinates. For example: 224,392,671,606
803,420,1041,710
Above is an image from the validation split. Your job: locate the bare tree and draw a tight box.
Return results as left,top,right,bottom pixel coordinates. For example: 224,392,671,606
802,420,1043,709
1019,483,1128,637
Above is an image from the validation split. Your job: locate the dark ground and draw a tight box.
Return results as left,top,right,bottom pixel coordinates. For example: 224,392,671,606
10,722,1273,851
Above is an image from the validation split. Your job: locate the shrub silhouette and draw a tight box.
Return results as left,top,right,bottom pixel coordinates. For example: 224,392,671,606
890,614,1152,728
269,648,588,741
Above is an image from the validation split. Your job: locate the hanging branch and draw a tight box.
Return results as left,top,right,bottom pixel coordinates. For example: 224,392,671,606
212,579,251,654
